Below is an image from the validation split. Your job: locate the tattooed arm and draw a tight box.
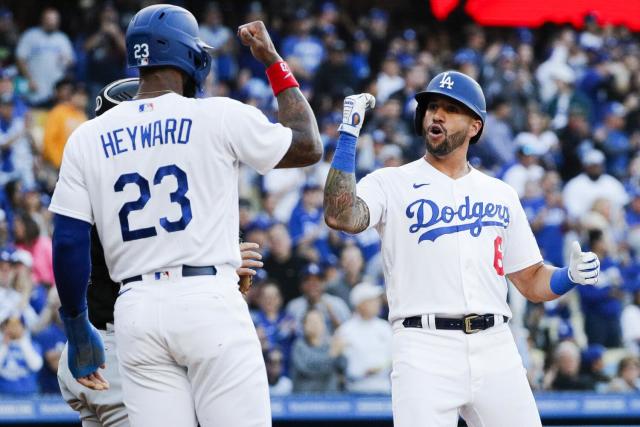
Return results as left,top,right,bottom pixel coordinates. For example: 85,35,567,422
274,87,323,168
324,168,370,234
238,20,322,168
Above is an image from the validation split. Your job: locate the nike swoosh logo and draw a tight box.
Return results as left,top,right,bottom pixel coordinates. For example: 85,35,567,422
413,183,431,188
118,288,132,297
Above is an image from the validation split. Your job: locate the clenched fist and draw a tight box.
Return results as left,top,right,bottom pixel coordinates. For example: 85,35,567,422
237,21,282,67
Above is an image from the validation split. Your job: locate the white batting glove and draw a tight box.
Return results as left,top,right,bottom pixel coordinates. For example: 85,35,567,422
338,93,376,137
568,241,600,285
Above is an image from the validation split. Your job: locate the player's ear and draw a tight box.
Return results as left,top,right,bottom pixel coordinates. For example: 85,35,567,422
468,119,482,139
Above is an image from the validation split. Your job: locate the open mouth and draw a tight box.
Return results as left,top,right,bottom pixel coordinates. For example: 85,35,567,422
428,124,445,138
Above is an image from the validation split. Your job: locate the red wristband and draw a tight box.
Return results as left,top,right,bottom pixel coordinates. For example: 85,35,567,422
265,61,299,96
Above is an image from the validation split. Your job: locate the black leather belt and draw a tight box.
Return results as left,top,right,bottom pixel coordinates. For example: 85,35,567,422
402,314,508,334
121,265,217,285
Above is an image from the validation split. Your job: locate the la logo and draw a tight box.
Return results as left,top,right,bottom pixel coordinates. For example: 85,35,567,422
439,72,454,89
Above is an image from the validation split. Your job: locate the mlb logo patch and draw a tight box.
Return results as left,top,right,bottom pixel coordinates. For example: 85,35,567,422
139,103,154,113
154,271,170,280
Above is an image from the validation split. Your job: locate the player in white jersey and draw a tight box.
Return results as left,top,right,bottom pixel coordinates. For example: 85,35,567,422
50,5,321,427
324,72,600,427
56,78,266,427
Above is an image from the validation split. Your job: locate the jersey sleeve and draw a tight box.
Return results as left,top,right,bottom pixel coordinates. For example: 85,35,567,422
502,189,543,274
222,99,292,175
356,171,386,230
49,130,93,224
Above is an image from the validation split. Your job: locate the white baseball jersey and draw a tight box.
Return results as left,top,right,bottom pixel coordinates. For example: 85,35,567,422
357,159,542,322
50,93,291,282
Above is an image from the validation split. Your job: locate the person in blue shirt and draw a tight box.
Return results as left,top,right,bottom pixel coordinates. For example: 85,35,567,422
578,229,624,347
530,186,569,267
0,315,42,395
288,182,332,264
33,290,65,394
251,281,296,372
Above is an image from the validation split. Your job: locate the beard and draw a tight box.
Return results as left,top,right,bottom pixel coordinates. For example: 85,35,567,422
424,126,468,157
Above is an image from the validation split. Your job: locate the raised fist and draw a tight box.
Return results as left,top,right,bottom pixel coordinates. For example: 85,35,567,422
237,21,282,67
338,93,376,138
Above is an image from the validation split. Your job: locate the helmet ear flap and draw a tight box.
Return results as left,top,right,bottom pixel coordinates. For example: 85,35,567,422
414,103,427,136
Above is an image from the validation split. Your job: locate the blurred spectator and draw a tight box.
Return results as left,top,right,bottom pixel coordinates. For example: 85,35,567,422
0,248,37,329
0,9,17,67
556,106,594,181
475,96,515,170
262,167,305,223
562,149,628,221
290,309,346,393
594,102,631,179
375,57,404,105
281,9,324,77
577,229,624,348
288,182,331,264
32,289,64,394
199,2,236,82
327,245,365,307
607,356,640,392
350,30,371,83
285,263,350,334
263,223,308,304
527,177,568,267
621,285,640,356
0,93,34,188
546,64,590,130
546,341,594,391
335,283,391,394
580,344,610,392
15,8,74,107
265,347,293,396
313,40,358,107
83,4,126,100
251,281,296,365
14,212,54,287
0,315,42,395
502,142,545,197
42,82,88,169
514,110,559,162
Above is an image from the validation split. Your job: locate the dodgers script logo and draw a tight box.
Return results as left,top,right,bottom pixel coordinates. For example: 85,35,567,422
406,196,510,242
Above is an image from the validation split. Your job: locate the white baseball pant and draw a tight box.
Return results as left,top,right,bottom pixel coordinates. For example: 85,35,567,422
391,321,542,427
58,325,129,427
113,267,270,427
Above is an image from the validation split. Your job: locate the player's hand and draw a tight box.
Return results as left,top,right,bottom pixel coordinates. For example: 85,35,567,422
237,21,282,67
60,308,109,390
237,242,263,295
568,241,600,286
338,93,376,138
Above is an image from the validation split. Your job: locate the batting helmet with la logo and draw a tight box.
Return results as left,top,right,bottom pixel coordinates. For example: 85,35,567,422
413,70,486,144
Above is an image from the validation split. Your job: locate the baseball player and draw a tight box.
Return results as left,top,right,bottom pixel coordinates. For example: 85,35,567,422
56,78,264,427
50,5,321,427
324,71,600,427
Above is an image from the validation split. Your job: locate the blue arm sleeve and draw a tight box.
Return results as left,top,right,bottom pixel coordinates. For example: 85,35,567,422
52,214,92,318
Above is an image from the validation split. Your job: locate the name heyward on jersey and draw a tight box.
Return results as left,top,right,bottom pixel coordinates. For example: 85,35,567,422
100,117,193,159
406,196,510,243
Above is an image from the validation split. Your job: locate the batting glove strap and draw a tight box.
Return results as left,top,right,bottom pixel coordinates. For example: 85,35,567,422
60,308,105,379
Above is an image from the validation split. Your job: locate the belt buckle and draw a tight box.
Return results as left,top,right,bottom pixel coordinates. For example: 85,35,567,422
463,314,481,334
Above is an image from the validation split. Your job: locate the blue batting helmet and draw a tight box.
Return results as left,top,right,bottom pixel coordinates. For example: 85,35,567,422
126,5,212,91
414,70,486,144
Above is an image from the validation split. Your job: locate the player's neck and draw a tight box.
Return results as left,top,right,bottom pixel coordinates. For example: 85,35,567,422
423,150,471,179
135,69,185,100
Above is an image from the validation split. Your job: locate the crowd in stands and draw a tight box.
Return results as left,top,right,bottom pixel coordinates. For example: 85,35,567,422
2,0,640,397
